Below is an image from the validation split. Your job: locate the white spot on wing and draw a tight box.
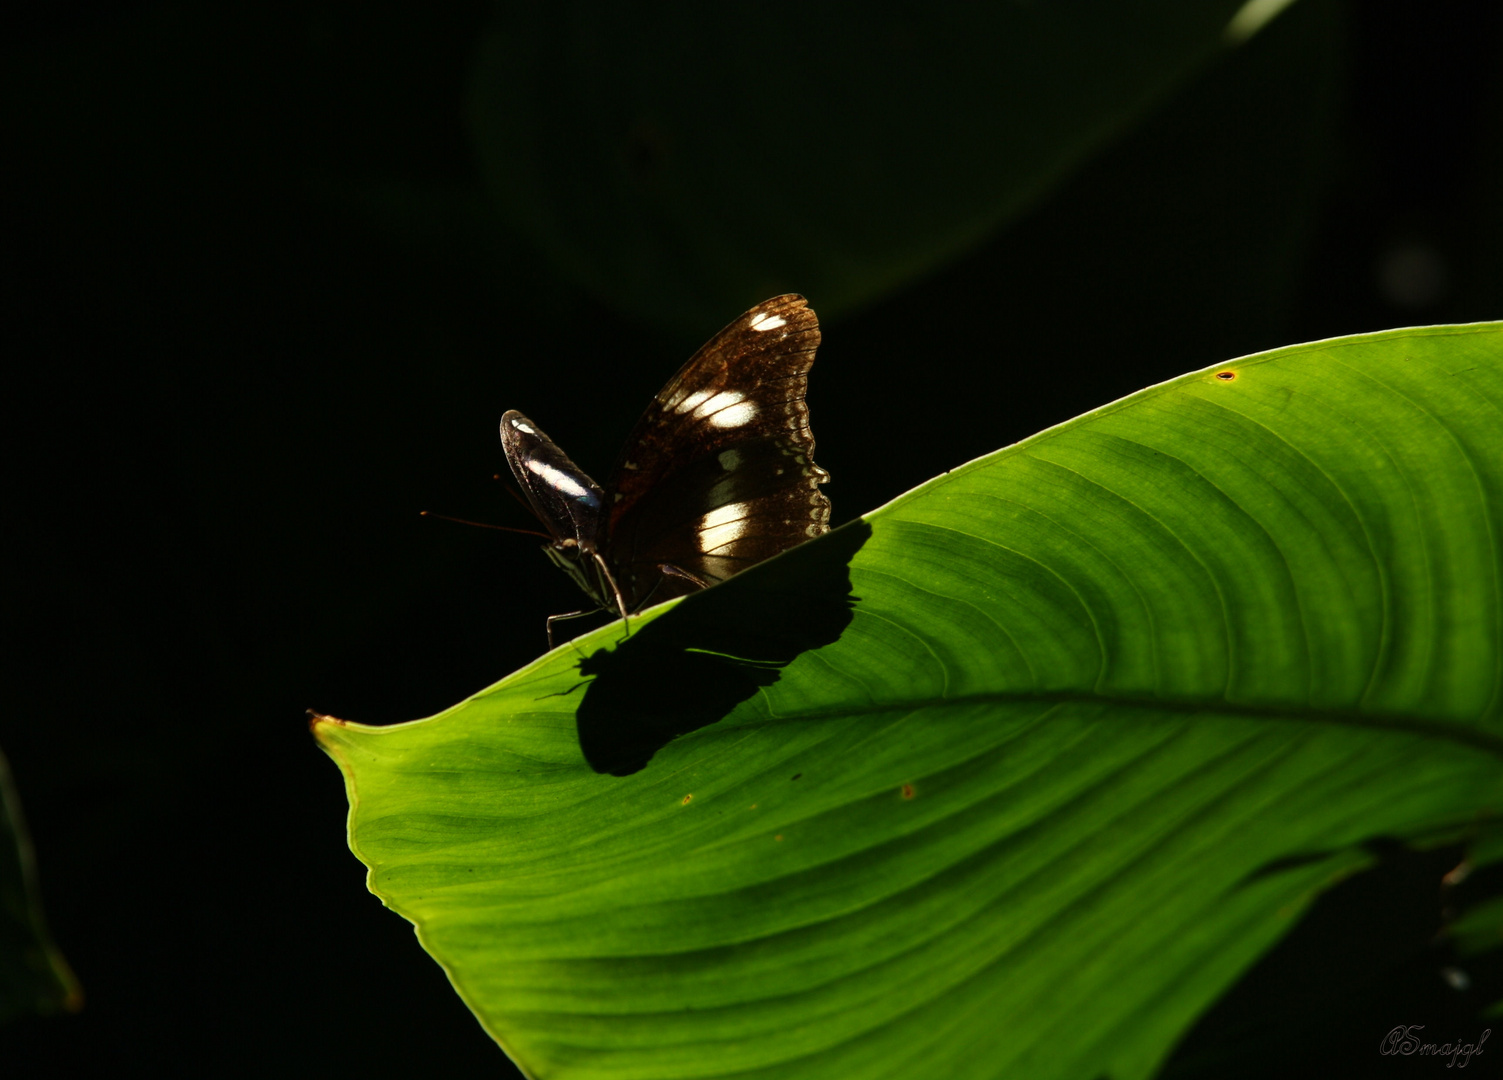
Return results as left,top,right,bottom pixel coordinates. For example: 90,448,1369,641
709,401,758,429
525,459,591,498
697,502,751,551
748,312,787,332
688,390,743,417
675,390,712,414
718,449,742,472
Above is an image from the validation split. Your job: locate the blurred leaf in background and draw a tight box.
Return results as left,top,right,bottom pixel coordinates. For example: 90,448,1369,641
470,1,1264,330
0,747,82,1023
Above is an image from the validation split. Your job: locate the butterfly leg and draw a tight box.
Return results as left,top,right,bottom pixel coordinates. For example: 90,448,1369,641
629,563,711,611
545,608,596,651
589,550,633,640
657,563,710,591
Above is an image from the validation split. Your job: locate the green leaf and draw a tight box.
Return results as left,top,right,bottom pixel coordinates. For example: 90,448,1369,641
318,322,1503,1080
1447,827,1503,976
469,1,1281,331
0,746,82,1023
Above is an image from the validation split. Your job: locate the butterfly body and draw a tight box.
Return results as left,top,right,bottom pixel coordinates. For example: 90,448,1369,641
501,294,829,628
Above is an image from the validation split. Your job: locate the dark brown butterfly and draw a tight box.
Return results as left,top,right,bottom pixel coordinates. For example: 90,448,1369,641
501,293,830,644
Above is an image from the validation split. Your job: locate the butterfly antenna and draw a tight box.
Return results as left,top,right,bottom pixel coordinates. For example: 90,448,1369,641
419,511,550,539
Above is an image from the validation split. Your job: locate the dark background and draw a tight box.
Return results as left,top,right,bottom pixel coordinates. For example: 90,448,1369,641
5,1,1499,1075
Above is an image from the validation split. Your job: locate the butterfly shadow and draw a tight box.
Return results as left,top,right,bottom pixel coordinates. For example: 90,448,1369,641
574,519,872,775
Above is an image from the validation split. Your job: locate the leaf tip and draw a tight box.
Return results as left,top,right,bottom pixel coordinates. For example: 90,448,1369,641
307,710,351,752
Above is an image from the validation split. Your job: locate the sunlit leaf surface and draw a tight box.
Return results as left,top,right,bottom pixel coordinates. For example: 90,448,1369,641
317,323,1502,1080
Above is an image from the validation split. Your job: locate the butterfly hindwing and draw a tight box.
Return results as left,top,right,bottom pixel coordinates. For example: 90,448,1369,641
602,294,830,610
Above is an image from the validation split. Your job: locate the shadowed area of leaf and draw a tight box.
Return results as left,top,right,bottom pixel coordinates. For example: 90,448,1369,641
577,521,872,775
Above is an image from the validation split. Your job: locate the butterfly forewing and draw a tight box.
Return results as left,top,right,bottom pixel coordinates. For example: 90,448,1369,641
500,410,609,552
603,294,830,609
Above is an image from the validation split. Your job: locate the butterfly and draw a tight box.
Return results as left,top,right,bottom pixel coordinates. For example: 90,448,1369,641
501,293,831,644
